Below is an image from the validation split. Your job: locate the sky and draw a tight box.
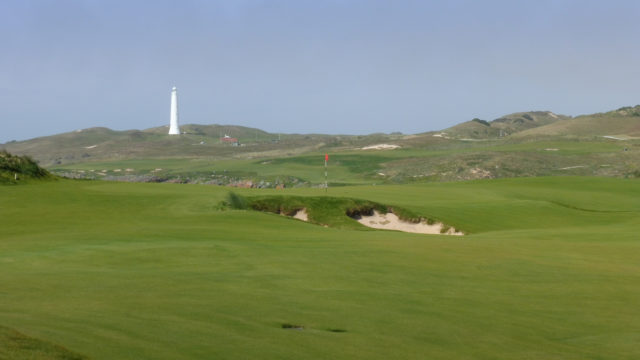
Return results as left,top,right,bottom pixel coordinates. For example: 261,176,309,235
2,0,640,142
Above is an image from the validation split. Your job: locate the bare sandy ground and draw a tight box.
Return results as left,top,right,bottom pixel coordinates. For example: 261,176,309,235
361,144,400,150
287,208,462,236
292,209,308,221
356,211,463,235
559,165,586,170
602,135,640,140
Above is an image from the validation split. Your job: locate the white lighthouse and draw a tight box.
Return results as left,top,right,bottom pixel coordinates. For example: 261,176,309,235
168,86,180,135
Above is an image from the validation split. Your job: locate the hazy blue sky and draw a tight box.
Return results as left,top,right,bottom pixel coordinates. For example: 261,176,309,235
2,0,639,142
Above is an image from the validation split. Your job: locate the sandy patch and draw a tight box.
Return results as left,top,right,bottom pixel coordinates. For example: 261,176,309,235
470,168,492,178
545,148,559,151
293,209,308,221
355,211,463,235
362,144,400,150
603,135,625,140
432,133,450,139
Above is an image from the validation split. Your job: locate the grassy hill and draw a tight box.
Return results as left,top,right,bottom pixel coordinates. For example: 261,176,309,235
1,177,639,359
44,137,640,186
516,105,640,138
1,125,283,167
1,124,402,167
441,111,570,139
3,105,640,186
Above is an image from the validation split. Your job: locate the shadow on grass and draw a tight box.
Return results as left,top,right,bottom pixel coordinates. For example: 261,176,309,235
0,325,88,360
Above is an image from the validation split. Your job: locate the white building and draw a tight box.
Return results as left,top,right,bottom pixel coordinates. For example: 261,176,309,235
168,86,180,135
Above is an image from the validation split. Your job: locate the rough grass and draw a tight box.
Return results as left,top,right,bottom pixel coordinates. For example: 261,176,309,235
246,195,388,228
1,177,639,359
0,326,87,359
0,150,52,184
48,136,640,186
225,193,431,230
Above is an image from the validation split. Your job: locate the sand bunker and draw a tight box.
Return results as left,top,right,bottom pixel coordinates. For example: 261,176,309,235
281,207,461,235
355,211,463,235
293,209,308,221
362,144,400,150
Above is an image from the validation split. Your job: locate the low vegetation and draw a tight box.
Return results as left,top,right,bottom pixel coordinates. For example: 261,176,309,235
1,105,637,187
0,150,52,184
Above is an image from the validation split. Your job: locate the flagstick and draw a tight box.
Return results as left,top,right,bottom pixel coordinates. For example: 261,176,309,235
324,159,328,193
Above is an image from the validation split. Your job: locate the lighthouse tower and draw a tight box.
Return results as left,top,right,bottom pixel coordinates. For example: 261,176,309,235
168,86,180,135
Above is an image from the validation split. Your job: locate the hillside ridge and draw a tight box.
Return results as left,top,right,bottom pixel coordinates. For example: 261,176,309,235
441,111,571,139
2,105,640,184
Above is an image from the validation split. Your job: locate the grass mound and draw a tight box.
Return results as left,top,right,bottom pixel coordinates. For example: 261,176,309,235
248,195,386,229
224,192,440,230
0,326,87,360
0,150,52,184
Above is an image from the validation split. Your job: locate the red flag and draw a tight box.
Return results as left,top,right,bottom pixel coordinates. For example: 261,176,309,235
325,153,329,162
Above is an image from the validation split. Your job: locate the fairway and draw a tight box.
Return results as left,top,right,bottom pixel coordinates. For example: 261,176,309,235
1,177,640,359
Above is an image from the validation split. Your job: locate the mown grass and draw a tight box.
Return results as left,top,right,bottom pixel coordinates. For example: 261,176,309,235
0,177,639,359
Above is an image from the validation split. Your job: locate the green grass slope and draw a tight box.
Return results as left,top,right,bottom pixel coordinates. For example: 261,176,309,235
1,177,639,359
